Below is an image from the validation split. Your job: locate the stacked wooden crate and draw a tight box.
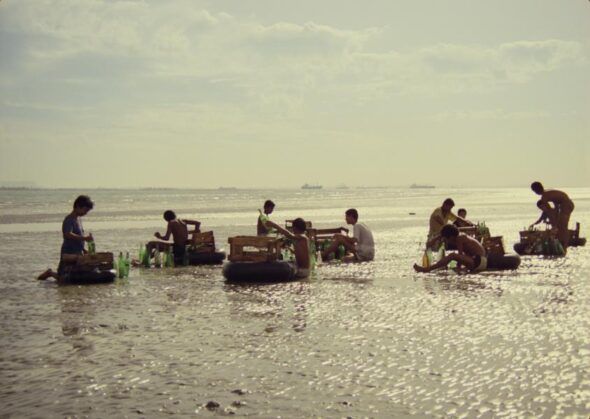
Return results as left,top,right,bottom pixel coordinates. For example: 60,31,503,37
228,236,284,262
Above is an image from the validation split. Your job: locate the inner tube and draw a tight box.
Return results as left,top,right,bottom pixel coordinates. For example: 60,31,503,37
513,243,527,255
486,253,521,271
187,251,226,265
570,237,586,247
58,269,116,285
223,261,296,283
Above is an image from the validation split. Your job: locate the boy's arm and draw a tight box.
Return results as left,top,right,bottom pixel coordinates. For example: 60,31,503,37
63,219,92,241
530,213,545,227
454,215,474,227
266,221,295,240
64,232,93,241
183,219,201,232
155,224,172,241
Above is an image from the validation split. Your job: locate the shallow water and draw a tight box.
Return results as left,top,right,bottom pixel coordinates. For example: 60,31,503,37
0,188,589,417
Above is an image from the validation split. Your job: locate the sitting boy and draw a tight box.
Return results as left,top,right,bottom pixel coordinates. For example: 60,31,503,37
414,224,487,273
38,195,95,280
321,208,374,262
265,218,311,278
147,210,201,263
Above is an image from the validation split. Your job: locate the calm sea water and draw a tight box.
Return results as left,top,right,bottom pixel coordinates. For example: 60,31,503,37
0,187,589,418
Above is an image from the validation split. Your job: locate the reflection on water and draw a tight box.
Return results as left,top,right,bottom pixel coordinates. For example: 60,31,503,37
0,188,589,417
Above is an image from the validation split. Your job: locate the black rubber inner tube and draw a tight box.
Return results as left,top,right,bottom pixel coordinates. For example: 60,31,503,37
486,253,521,270
223,261,296,283
59,269,116,285
187,251,226,265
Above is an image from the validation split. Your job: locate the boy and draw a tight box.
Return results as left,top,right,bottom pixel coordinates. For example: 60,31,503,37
147,210,201,263
531,182,574,248
38,195,95,280
427,198,473,249
453,208,467,226
257,200,275,236
265,218,311,278
321,209,375,262
414,224,487,273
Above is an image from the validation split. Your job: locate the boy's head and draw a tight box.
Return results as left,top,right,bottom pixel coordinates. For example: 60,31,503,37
291,217,307,234
345,208,359,225
163,210,176,221
457,208,467,218
73,195,94,216
264,200,275,215
442,198,455,213
441,224,459,244
531,181,544,195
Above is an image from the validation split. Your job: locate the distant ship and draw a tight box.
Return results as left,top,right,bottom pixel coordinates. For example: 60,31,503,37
410,183,435,189
301,184,323,190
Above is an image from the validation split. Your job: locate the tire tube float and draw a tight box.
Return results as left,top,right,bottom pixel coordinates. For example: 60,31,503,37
223,261,296,283
187,251,226,265
486,253,521,271
58,269,116,285
513,243,527,255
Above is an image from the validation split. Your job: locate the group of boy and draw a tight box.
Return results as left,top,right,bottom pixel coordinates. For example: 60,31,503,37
38,181,574,281
256,200,375,278
414,181,576,274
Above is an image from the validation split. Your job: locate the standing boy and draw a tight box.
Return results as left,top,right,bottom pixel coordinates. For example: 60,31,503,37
531,182,575,249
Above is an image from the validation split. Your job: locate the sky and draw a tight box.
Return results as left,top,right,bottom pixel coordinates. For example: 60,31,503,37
0,0,589,188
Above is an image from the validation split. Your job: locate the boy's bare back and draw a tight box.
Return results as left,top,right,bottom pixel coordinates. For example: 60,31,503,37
293,235,310,269
169,219,189,245
456,234,485,257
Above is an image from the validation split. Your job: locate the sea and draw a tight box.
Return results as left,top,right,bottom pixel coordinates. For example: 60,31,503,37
0,187,588,417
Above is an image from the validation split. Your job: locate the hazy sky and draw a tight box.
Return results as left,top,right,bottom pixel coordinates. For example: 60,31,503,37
1,0,589,188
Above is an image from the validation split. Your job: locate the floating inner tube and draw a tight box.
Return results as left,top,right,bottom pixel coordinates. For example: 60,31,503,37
570,237,586,247
187,251,226,265
486,253,521,271
59,269,116,285
223,261,296,283
513,243,527,255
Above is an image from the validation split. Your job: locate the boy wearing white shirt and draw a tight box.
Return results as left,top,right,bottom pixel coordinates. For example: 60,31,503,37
321,208,375,262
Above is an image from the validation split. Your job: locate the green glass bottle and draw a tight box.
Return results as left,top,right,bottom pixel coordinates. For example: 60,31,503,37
124,252,131,278
337,244,345,259
88,239,96,255
117,252,125,278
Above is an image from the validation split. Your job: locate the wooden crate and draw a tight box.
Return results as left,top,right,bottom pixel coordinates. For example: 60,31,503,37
228,236,283,262
519,229,556,245
75,252,114,270
483,236,505,255
191,231,216,253
307,227,350,251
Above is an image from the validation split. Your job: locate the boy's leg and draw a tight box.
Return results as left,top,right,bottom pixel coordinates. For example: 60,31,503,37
321,234,355,259
557,208,573,248
37,269,60,280
414,253,474,273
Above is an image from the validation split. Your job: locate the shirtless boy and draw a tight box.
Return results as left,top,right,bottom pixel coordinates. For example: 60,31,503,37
414,224,487,273
531,182,575,248
265,218,311,278
147,210,201,263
